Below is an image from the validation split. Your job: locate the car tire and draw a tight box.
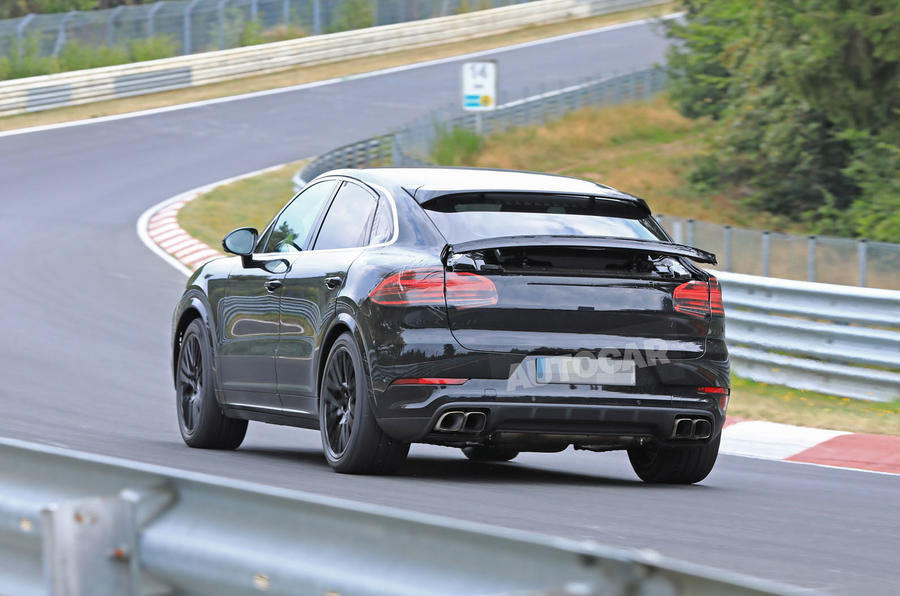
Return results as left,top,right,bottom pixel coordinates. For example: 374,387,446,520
176,318,247,449
627,434,720,484
319,332,409,474
461,446,519,462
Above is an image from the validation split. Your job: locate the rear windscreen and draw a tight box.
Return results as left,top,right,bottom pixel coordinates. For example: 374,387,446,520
422,192,666,243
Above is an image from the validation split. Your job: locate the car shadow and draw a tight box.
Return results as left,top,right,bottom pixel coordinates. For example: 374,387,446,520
233,446,703,489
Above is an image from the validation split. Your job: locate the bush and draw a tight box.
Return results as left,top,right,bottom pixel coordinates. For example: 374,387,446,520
431,126,483,166
1,34,177,81
666,0,900,241
58,39,129,71
4,35,59,78
326,0,374,33
128,36,177,62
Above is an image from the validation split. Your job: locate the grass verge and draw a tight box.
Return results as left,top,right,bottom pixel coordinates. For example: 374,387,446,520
0,2,679,133
180,160,898,435
442,96,797,231
728,377,899,436
177,159,306,249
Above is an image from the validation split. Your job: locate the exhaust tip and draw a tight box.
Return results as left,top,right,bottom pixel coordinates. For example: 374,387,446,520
463,412,486,433
435,411,465,432
693,419,712,440
673,418,693,439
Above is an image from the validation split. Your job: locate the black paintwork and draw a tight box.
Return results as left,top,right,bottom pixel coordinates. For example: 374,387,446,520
172,168,730,452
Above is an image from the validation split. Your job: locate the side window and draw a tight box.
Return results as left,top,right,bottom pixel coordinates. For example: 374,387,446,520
368,197,394,245
263,180,337,253
313,182,378,250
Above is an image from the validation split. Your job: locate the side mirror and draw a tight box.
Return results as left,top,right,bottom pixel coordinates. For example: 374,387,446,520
223,227,258,267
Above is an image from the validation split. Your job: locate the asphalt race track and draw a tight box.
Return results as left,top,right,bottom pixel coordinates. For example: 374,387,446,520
0,19,896,594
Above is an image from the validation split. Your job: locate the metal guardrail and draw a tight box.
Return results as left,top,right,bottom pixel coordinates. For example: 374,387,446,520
0,0,667,116
716,271,900,402
0,436,794,595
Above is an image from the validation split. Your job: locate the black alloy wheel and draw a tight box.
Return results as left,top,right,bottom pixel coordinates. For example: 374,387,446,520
176,318,247,449
322,346,357,458
319,332,409,474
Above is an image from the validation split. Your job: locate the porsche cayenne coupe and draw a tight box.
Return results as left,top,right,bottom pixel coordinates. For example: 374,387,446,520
172,168,729,483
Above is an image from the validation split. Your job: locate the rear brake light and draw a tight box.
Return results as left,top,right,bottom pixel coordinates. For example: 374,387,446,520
368,268,498,308
709,277,724,316
673,278,724,318
391,378,468,386
697,386,727,394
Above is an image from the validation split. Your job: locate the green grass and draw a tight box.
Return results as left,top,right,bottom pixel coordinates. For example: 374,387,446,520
443,97,799,232
729,377,899,435
177,160,306,249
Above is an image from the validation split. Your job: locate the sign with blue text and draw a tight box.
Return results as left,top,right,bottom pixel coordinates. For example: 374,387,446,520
461,60,497,112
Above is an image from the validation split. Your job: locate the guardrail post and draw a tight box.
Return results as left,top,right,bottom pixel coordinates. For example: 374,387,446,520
147,1,165,37
16,13,35,55
183,0,201,54
217,0,230,50
251,0,259,22
686,218,695,246
671,219,683,244
723,225,732,271
312,0,321,34
761,231,770,277
53,11,78,57
807,235,817,282
107,5,125,46
857,239,867,287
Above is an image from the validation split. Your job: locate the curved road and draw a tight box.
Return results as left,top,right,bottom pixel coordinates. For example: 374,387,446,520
0,19,896,594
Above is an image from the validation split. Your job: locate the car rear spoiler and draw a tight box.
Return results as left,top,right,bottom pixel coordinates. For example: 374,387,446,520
443,235,718,265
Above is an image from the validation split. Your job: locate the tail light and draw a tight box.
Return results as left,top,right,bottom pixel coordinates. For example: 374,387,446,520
391,378,468,386
673,277,724,318
369,268,498,308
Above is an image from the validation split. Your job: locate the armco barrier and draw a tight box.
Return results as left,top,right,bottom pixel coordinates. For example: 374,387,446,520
716,271,900,402
0,0,667,117
0,437,793,595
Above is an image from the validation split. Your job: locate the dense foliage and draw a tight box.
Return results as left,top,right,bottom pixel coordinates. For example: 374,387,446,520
667,0,899,240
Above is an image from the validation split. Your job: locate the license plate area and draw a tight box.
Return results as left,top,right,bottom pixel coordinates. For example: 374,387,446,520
535,356,636,386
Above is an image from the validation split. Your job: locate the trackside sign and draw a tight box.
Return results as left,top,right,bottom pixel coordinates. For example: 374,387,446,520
461,60,497,111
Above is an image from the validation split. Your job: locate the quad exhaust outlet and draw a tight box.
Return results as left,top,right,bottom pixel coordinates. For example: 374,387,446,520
672,417,712,440
435,411,486,433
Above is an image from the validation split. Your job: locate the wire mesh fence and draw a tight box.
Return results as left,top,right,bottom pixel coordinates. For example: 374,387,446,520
0,0,533,67
294,65,900,290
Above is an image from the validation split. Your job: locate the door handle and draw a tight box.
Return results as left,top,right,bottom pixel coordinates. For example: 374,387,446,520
324,276,342,290
264,279,283,292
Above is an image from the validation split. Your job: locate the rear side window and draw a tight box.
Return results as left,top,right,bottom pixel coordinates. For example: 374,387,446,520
313,182,378,250
422,192,665,243
368,197,394,245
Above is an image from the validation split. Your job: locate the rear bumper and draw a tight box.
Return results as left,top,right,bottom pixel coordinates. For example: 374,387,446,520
376,379,727,448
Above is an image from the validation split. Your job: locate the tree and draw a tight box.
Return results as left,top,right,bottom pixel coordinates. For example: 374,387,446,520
667,0,900,240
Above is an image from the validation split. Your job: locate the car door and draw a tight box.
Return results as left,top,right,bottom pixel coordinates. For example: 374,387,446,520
276,180,383,417
217,179,338,410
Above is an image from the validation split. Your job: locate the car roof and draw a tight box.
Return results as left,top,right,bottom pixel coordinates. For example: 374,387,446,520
322,167,642,204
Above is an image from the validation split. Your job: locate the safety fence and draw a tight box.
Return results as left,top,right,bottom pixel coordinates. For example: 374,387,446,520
294,68,900,401
0,0,666,115
0,0,537,60
0,436,789,595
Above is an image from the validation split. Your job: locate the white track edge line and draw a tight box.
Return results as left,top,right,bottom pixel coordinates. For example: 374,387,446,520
136,162,289,277
0,12,682,139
